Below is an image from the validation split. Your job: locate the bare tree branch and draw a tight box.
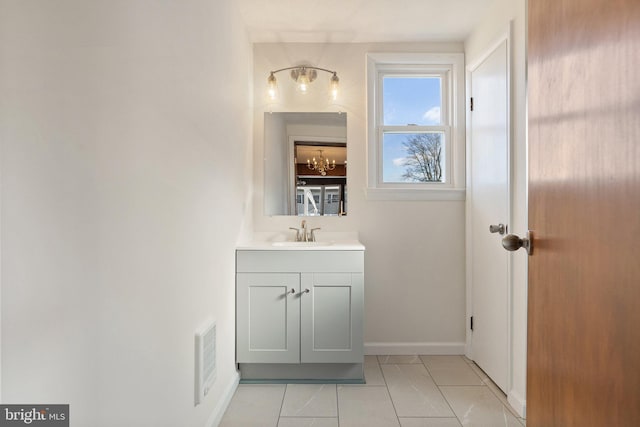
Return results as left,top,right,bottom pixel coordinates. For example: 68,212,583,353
401,134,443,182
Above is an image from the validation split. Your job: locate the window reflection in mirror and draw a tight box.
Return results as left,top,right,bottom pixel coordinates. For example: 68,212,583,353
264,112,347,216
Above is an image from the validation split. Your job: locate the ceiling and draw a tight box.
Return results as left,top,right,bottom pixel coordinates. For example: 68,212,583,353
236,0,497,43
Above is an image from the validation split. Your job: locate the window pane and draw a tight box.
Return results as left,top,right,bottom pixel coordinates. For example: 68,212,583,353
296,186,322,216
383,77,441,125
382,133,444,183
322,186,341,216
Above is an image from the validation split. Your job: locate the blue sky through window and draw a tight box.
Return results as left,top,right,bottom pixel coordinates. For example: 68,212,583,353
383,77,441,126
383,133,413,182
382,77,442,182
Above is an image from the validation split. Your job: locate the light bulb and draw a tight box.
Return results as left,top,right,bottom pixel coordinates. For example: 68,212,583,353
267,72,278,101
330,72,339,101
297,70,310,94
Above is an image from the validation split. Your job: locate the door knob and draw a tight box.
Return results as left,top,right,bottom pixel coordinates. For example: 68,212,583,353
502,231,533,255
489,223,506,235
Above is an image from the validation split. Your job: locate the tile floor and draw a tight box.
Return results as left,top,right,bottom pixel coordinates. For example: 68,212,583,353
220,355,526,427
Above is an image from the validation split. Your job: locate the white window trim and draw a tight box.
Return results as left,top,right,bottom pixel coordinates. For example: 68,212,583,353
366,52,466,201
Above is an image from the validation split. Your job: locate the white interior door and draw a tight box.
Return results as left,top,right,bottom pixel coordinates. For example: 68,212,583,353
469,38,510,393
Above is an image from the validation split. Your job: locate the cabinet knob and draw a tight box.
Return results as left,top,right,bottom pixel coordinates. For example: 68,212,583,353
303,288,310,294
289,288,296,294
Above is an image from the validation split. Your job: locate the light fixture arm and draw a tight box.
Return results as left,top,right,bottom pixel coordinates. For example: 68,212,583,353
269,65,337,75
267,66,339,100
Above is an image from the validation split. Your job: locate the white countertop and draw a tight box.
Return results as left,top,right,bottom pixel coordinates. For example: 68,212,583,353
237,231,364,251
236,240,365,251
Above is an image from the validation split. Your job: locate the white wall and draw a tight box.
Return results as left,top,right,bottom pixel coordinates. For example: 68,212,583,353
253,43,467,354
0,1,252,426
465,0,528,417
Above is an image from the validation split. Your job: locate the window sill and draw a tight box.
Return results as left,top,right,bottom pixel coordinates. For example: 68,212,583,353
364,187,466,201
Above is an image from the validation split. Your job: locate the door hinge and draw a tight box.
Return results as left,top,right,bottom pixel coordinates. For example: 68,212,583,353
470,316,474,331
470,97,474,112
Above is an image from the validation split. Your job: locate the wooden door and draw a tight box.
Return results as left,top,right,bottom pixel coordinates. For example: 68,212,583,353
469,38,510,393
300,273,363,363
528,0,640,425
236,273,300,363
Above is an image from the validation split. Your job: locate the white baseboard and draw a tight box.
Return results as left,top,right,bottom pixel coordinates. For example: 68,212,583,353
507,389,526,418
207,371,240,427
365,342,466,355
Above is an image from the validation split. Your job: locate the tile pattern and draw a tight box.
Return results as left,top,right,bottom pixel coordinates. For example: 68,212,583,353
220,356,526,427
378,355,423,364
280,384,337,417
278,418,339,427
399,419,462,427
421,356,484,386
363,355,386,386
440,386,522,427
382,364,453,417
219,384,285,427
338,386,400,427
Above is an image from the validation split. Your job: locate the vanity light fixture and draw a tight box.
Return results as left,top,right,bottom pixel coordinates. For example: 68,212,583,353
267,66,340,101
307,150,336,176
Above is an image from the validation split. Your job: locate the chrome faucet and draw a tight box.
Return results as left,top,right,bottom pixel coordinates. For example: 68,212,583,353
289,220,321,242
288,224,302,241
310,227,321,242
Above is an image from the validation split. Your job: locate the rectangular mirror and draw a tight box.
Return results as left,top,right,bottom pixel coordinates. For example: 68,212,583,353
264,112,347,216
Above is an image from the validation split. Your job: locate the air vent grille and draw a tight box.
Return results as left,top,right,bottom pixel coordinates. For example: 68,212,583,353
195,321,216,405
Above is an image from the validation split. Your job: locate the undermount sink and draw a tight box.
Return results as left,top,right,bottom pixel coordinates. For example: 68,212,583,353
271,241,333,247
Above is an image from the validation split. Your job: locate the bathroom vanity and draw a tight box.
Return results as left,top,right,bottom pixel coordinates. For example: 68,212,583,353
235,241,365,382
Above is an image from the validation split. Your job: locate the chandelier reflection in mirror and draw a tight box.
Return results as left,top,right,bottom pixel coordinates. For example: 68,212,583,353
307,150,336,176
267,66,339,101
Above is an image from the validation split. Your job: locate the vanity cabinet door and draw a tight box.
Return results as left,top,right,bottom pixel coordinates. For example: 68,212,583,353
300,273,364,363
236,273,300,363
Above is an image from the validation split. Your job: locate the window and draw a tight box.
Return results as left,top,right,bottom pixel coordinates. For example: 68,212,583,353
366,53,465,200
382,75,446,183
296,185,343,216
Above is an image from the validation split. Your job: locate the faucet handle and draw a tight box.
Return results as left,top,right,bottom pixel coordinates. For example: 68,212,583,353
310,227,321,242
289,227,302,242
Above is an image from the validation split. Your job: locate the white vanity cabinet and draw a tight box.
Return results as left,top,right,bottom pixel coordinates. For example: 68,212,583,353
236,246,364,382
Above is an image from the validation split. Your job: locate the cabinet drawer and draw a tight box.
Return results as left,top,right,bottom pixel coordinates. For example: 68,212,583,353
237,250,364,273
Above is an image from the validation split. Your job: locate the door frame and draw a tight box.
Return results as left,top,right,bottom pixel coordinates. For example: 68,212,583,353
465,22,514,390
